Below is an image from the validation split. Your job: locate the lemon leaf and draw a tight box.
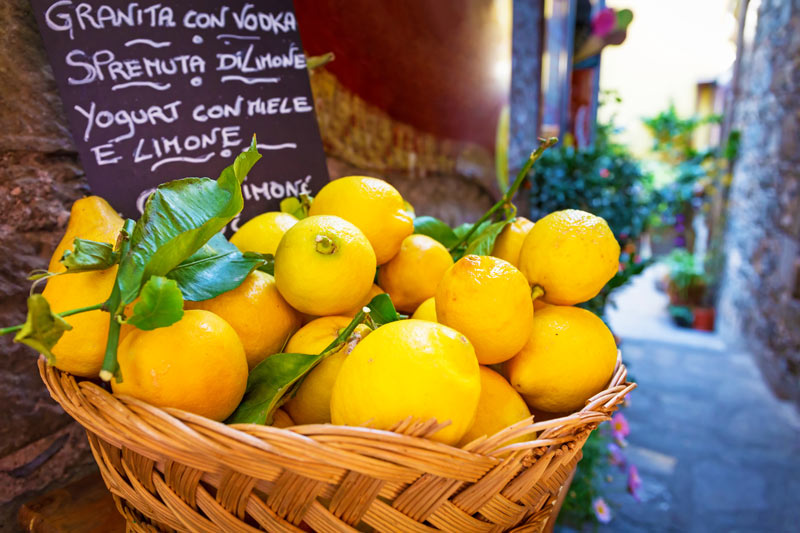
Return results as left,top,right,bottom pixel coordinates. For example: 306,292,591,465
14,294,73,364
464,220,510,257
413,216,458,249
228,306,373,425
125,276,184,331
366,293,401,327
117,137,261,306
167,233,267,301
280,194,313,219
61,238,120,273
252,252,275,276
226,352,320,425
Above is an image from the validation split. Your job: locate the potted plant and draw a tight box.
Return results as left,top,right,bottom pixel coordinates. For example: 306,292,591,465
663,248,715,330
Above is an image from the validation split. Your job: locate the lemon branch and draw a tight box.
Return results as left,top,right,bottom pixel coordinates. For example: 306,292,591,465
99,219,136,382
448,137,558,252
0,302,105,336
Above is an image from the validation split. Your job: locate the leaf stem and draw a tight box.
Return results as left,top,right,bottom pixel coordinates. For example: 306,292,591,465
449,137,558,252
0,302,105,336
99,219,136,382
320,307,370,357
531,285,545,301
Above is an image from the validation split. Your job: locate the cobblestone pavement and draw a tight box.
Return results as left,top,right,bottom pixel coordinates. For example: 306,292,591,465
558,267,800,533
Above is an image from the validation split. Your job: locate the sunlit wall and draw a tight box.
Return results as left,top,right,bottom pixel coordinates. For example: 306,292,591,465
598,0,738,155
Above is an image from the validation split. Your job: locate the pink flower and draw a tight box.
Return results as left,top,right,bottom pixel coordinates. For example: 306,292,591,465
599,167,611,178
607,442,627,470
592,8,617,37
627,464,642,502
592,497,613,524
611,413,630,442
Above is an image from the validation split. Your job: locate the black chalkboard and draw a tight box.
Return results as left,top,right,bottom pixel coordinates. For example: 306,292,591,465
30,0,329,232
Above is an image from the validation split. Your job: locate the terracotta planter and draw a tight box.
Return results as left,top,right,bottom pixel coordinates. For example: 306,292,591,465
692,307,715,331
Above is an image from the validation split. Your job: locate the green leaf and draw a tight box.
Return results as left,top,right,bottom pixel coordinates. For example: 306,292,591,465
227,306,373,425
453,223,474,240
279,194,313,220
14,294,72,363
226,352,320,425
252,252,275,276
166,233,267,301
61,238,120,272
413,216,458,248
365,293,401,327
464,220,510,257
117,138,262,305
125,276,184,331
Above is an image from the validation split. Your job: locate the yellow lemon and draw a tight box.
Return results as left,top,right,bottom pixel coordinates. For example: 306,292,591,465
42,268,117,377
458,366,531,446
112,310,248,421
331,319,480,445
309,176,413,264
411,297,437,322
377,234,454,312
48,196,123,273
506,305,617,413
491,217,534,267
436,255,533,365
42,196,123,377
230,211,298,255
275,215,376,316
284,316,370,425
272,409,294,428
342,284,384,317
185,271,301,369
518,210,620,305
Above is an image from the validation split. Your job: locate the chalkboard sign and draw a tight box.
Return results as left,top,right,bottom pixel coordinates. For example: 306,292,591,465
30,0,330,231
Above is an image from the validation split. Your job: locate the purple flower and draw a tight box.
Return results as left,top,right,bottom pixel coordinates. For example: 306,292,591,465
607,442,627,470
675,213,685,223
627,464,642,502
674,235,686,247
592,497,613,523
599,167,611,178
592,8,617,37
611,413,630,442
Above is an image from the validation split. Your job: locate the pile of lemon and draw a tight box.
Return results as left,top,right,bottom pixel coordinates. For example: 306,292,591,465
47,176,620,446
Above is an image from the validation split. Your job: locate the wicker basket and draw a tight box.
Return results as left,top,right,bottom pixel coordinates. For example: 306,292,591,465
39,353,634,533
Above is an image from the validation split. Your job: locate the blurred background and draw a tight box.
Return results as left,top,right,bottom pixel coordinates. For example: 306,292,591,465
1,0,799,531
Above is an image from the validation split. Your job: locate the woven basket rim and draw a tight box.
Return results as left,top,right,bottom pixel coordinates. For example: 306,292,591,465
38,351,634,471
37,352,634,532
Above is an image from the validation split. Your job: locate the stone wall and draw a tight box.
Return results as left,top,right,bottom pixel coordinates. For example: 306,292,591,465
0,0,96,529
718,0,800,409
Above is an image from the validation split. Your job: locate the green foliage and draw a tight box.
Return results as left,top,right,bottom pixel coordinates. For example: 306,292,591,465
557,430,610,527
464,221,510,257
13,295,73,364
227,294,401,425
60,238,120,273
528,121,656,246
664,248,708,296
167,233,267,302
642,104,720,163
117,137,261,306
125,276,184,331
366,293,403,326
413,216,459,249
280,194,312,219
528,117,654,318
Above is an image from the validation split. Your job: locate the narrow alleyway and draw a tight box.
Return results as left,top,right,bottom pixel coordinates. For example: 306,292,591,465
560,266,800,532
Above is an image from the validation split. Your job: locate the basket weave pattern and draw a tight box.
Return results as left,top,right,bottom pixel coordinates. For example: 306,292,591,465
39,356,634,533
